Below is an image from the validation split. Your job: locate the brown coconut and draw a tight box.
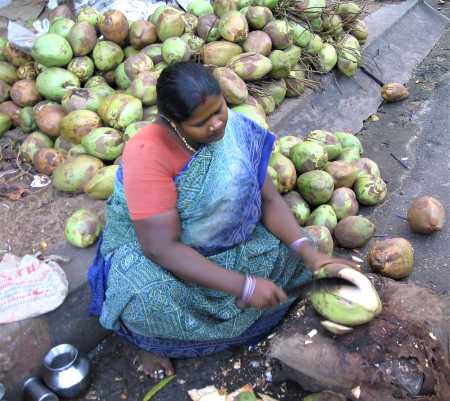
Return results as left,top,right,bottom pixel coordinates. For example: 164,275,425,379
407,196,446,234
33,148,66,176
10,79,41,107
368,237,414,279
243,31,272,56
34,101,67,137
324,160,357,188
99,10,129,45
129,20,157,49
0,101,21,126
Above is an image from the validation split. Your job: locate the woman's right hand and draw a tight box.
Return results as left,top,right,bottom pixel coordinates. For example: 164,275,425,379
246,277,288,309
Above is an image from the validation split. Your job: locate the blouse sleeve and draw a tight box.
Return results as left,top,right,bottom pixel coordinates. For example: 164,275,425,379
122,131,178,221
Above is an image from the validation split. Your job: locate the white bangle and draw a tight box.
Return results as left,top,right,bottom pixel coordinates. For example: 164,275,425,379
290,237,310,252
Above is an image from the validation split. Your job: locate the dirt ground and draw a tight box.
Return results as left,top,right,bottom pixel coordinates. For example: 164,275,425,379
2,0,450,399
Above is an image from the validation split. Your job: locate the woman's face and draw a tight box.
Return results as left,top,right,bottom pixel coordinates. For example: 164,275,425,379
178,95,228,145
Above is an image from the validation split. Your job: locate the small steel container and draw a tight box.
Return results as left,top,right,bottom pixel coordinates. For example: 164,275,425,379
41,344,90,398
23,377,59,401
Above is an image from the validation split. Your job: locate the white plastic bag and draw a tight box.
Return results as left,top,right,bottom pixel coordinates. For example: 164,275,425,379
0,253,69,324
7,19,49,53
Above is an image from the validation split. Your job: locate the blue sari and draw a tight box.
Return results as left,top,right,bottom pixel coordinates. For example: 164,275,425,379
88,111,313,358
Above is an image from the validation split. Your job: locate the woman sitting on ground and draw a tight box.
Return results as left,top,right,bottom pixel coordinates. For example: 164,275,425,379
88,61,357,378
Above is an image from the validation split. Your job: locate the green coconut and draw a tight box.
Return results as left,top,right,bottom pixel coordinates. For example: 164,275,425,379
115,63,131,89
283,191,311,225
253,0,278,10
354,175,387,206
334,131,363,153
329,187,359,220
197,14,222,42
242,31,272,56
0,37,7,61
268,165,281,192
128,71,158,106
294,0,326,20
81,127,124,161
338,146,360,162
213,67,248,105
324,160,357,188
310,276,382,326
187,0,214,17
269,50,290,79
278,135,301,157
157,9,185,41
214,0,238,18
67,21,98,57
141,43,163,64
67,56,95,82
84,165,119,200
309,17,323,32
32,33,73,67
0,81,9,103
305,33,323,55
20,131,53,163
92,41,124,71
49,17,75,38
283,45,302,68
264,79,287,106
336,2,361,24
65,208,102,248
154,62,168,77
219,11,249,43
306,204,338,232
182,13,199,33
305,225,333,255
129,20,157,49
256,94,276,114
19,107,36,133
181,33,205,55
0,111,11,136
350,19,369,44
337,34,361,77
323,14,343,38
149,5,168,24
285,66,306,97
85,75,108,88
53,155,104,193
246,6,274,29
290,23,313,48
124,54,154,80
201,41,243,67
297,170,334,205
90,84,115,99
77,7,100,27
98,94,143,130
162,37,191,64
60,110,102,144
290,141,328,173
305,130,342,160
124,46,139,58
232,104,269,129
334,215,375,248
238,0,254,9
264,20,293,50
0,61,18,84
124,121,148,142
227,52,272,80
318,43,337,73
269,152,297,193
352,158,380,179
67,144,88,158
36,68,80,101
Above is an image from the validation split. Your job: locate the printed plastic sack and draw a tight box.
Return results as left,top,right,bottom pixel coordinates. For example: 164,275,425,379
0,253,68,324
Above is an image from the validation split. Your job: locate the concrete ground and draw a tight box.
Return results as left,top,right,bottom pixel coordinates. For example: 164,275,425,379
65,2,450,401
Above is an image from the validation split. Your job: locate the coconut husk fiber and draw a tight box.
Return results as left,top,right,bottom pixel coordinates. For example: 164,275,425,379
269,275,450,401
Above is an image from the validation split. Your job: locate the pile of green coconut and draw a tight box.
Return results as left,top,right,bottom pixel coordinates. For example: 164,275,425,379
270,130,386,255
0,0,367,246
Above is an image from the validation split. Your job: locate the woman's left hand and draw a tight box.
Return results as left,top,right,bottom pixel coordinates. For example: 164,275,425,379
298,245,361,274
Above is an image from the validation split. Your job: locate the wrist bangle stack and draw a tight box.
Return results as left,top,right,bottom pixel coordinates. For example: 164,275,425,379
241,275,256,304
290,237,310,252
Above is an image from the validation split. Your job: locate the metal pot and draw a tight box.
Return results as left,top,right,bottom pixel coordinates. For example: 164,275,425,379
41,344,90,398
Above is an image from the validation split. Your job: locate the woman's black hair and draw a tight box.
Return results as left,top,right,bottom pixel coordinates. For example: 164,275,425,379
156,61,221,123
